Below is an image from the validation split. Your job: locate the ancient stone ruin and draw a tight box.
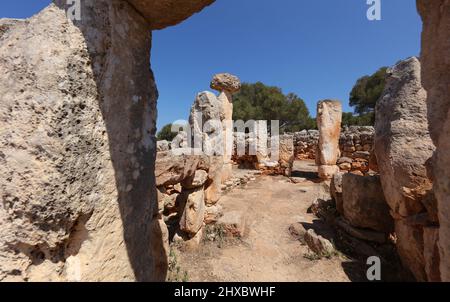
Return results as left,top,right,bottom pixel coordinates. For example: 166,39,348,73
417,0,450,281
0,0,449,283
0,0,215,282
316,100,342,180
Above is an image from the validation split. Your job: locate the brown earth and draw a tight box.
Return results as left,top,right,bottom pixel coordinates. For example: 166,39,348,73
171,160,383,282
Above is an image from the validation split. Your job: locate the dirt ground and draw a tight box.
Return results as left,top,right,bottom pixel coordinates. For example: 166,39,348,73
171,160,376,282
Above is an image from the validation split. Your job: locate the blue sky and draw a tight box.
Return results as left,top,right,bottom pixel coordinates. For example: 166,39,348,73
1,1,422,130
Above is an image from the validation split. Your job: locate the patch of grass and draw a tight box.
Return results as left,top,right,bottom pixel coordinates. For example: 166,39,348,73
204,224,227,248
303,248,340,261
167,248,189,282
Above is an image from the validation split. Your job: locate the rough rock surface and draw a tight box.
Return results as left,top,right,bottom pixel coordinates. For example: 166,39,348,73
0,0,214,282
155,151,207,187
210,73,241,182
179,188,206,235
330,172,344,215
375,57,434,217
304,229,335,256
342,174,393,233
278,134,295,176
189,91,223,153
316,100,342,180
126,0,214,30
374,57,435,281
418,0,450,281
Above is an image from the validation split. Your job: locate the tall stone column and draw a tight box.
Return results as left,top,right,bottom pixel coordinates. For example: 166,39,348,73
316,100,342,180
374,57,436,281
418,0,450,282
0,0,214,282
210,73,241,182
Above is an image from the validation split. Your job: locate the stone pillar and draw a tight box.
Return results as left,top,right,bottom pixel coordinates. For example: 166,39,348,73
0,0,214,282
374,57,436,281
210,73,241,182
316,100,342,180
418,0,450,282
279,134,295,177
188,91,224,205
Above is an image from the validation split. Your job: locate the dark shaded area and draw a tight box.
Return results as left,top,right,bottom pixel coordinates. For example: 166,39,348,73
291,170,320,181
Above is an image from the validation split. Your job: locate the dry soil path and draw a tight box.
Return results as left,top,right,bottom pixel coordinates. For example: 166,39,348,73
175,160,363,282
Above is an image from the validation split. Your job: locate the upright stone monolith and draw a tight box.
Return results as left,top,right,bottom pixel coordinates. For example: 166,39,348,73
374,57,436,281
210,73,241,182
316,100,342,180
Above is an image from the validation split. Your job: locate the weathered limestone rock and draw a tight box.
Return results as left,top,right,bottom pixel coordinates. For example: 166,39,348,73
204,156,224,205
395,220,427,281
179,188,206,236
318,165,340,181
335,218,386,244
423,226,441,282
189,91,223,153
342,174,393,233
316,100,342,180
304,229,335,256
150,216,170,280
126,0,214,30
155,151,207,187
182,169,208,189
173,226,205,251
375,57,434,217
217,211,248,238
374,56,436,281
210,73,241,182
255,120,271,166
330,172,344,215
278,134,295,177
418,0,450,281
289,223,307,243
204,204,224,224
0,0,214,282
188,91,225,205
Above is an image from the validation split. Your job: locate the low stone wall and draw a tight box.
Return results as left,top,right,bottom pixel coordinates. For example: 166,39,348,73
292,126,375,175
293,130,319,160
338,126,374,175
231,133,295,176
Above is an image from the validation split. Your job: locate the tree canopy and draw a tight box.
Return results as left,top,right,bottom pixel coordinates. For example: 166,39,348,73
349,67,388,115
156,123,178,141
343,66,388,126
232,82,316,132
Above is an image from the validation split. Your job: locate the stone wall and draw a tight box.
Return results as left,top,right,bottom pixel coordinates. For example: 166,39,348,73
338,126,374,175
293,126,375,175
293,130,319,160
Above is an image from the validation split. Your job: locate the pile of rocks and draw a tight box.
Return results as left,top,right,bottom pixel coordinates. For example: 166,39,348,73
156,151,224,249
293,130,319,160
337,126,375,175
